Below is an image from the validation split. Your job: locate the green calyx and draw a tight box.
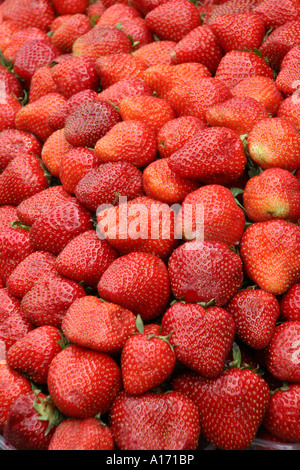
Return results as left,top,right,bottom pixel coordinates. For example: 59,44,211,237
32,389,64,435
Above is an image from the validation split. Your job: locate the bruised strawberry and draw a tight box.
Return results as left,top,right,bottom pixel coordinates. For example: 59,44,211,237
61,296,136,355
132,40,176,67
97,77,153,107
59,147,100,194
98,252,170,321
95,53,148,89
0,129,42,173
55,230,118,288
168,239,244,306
280,284,300,322
161,302,235,378
47,344,122,418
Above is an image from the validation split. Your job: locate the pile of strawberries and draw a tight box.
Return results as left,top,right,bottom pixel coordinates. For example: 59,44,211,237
0,0,300,452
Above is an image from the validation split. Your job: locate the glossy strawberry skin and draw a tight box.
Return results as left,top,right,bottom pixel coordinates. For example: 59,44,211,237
2,0,56,32
0,227,35,285
0,307,35,353
280,283,300,322
59,147,100,194
51,13,92,53
0,129,42,173
254,0,300,30
41,128,74,178
51,0,88,15
95,53,148,90
132,40,176,67
0,288,21,324
97,77,153,107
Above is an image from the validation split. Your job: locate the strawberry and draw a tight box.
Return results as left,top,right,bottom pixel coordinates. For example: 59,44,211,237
0,307,35,353
47,344,122,418
226,289,280,350
215,50,274,90
48,416,115,450
16,185,72,227
0,92,21,133
172,367,270,450
15,93,67,143
94,120,157,168
254,0,300,30
96,196,178,259
0,363,32,434
2,0,56,32
168,126,247,186
260,20,300,71
132,39,175,67
114,17,153,51
0,129,42,173
167,239,244,306
275,46,300,96
0,154,49,206
118,95,176,134
240,219,300,295
20,271,86,329
247,117,300,172
86,0,107,20
72,24,132,59
64,99,121,148
177,184,245,246
262,384,300,443
97,251,170,321
6,326,63,384
170,25,223,74
51,56,100,99
2,26,53,64
231,75,284,117
144,0,200,43
51,14,92,53
28,198,94,256
74,161,143,213
0,206,19,233
3,391,60,450
264,321,300,383
109,390,201,450
205,96,269,135
0,64,23,99
51,0,88,15
161,302,235,378
203,0,261,25
41,129,74,177
165,78,232,121
61,296,136,355
28,65,60,104
13,39,60,87
277,96,300,130
0,287,21,324
96,3,141,25
242,168,300,223
59,147,100,194
97,77,153,107
55,230,118,288
121,316,176,395
280,283,300,322
142,157,200,205
95,53,147,90
0,21,21,53
156,115,206,158
130,0,169,16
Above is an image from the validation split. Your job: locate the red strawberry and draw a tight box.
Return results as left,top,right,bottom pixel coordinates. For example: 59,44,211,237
254,0,300,30
6,251,57,299
215,50,274,90
55,230,118,288
20,271,86,329
210,12,265,53
114,17,153,51
72,24,132,59
247,117,300,172
29,198,94,256
0,287,21,324
130,0,170,16
172,367,270,450
0,21,21,53
97,251,171,321
2,0,56,32
280,283,300,322
51,0,88,15
51,56,100,99
0,364,32,434
264,321,300,383
0,306,35,353
51,13,92,53
0,92,21,133
145,0,200,43
6,325,63,384
97,77,153,107
231,75,284,117
177,184,245,246
0,64,23,99
132,40,175,67
28,65,60,104
2,26,53,64
96,196,178,259
47,344,122,418
75,161,143,213
64,99,121,148
277,96,300,130
168,239,244,306
243,168,300,223
61,296,136,355
204,0,261,25
94,120,157,168
41,128,74,177
96,3,141,25
96,53,147,90
16,185,73,227
3,391,60,450
226,289,280,350
48,416,115,450
109,390,201,450
161,302,235,378
0,129,42,173
168,126,247,186
59,147,100,194
275,46,300,96
86,0,107,20
262,384,300,443
0,206,19,232
240,219,300,295
0,154,49,206
121,316,176,395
